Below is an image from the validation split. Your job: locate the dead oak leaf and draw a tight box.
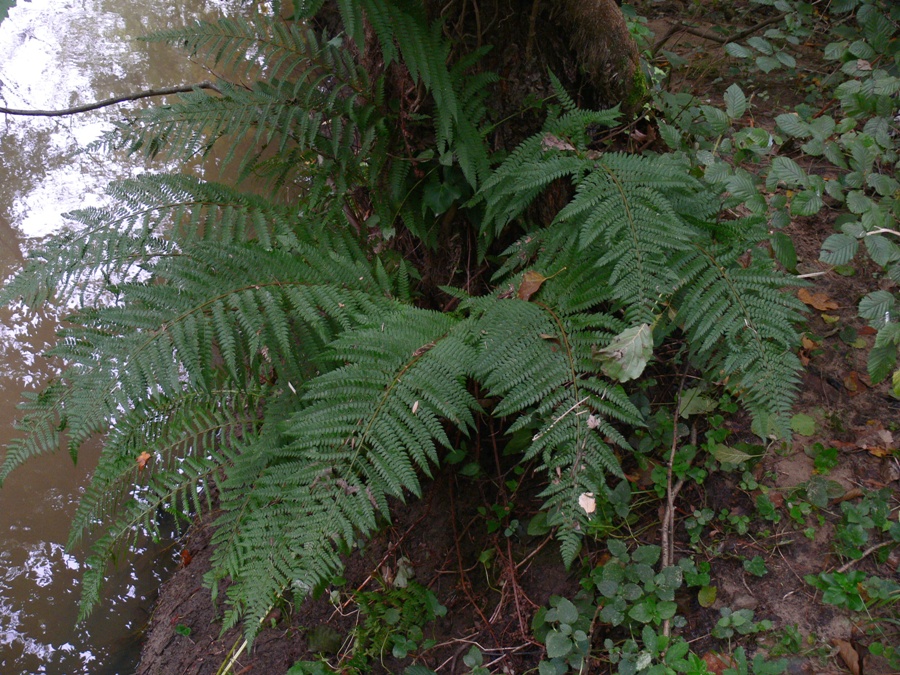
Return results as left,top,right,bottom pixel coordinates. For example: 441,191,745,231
798,288,839,311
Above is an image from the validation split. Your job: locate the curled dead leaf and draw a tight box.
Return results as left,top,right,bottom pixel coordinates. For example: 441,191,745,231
180,549,192,567
832,638,862,675
136,451,152,471
834,487,864,504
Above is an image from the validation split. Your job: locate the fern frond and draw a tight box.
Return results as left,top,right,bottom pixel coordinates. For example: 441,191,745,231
470,298,641,566
208,308,479,639
672,244,806,432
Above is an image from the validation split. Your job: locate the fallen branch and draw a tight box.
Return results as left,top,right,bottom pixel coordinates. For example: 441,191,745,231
653,12,787,55
0,82,220,118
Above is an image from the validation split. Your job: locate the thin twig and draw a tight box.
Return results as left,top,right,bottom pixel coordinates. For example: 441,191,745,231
835,540,895,573
0,82,220,118
660,370,689,638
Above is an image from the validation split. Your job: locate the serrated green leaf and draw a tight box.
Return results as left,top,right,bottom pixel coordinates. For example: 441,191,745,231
747,36,774,54
866,235,900,267
859,290,896,327
776,51,796,68
791,190,823,216
701,105,731,135
756,55,781,72
724,84,747,119
711,444,754,464
820,233,858,265
771,231,797,271
775,113,809,138
725,42,754,58
769,156,808,187
846,190,875,214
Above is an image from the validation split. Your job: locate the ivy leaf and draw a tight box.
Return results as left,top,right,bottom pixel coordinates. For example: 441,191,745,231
545,630,573,659
594,324,653,382
555,597,579,625
790,413,816,436
698,586,717,607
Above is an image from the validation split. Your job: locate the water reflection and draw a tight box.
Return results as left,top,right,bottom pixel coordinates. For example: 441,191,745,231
1,0,247,672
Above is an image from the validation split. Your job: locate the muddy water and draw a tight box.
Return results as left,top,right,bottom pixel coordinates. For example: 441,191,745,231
0,1,245,672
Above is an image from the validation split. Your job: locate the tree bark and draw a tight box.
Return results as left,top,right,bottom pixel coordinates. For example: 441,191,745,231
556,0,642,112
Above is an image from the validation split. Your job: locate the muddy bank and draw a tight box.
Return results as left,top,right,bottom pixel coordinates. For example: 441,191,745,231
136,473,578,675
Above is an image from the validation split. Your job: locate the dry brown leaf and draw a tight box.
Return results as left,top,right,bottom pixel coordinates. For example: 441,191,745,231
844,371,867,396
180,549,193,567
834,487,865,504
701,651,734,675
798,288,839,311
802,336,818,350
517,270,547,301
136,451,152,471
832,638,861,675
858,325,877,336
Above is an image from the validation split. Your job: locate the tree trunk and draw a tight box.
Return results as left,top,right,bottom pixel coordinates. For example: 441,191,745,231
555,0,642,113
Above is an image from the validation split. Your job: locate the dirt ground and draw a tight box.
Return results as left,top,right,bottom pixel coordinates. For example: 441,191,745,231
136,3,900,674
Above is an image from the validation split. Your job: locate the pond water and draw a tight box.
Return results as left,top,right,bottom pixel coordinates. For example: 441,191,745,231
0,1,246,672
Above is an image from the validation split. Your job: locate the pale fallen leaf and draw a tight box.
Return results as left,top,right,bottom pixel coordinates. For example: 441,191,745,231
832,638,861,675
578,492,596,514
594,324,653,382
541,133,576,152
798,288,839,311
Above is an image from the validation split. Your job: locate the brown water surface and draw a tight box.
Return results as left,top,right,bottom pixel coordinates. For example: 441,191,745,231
0,1,245,672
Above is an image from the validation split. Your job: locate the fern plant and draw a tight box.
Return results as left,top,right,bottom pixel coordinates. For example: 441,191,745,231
0,1,804,645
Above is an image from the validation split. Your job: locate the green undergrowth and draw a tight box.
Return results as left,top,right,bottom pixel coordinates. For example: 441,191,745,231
0,0,898,673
